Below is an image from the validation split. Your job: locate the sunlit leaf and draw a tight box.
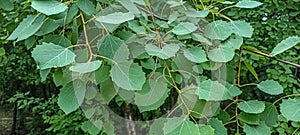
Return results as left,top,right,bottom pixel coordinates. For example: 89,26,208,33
32,42,75,69
280,98,300,122
236,0,263,9
31,0,67,15
270,36,300,56
238,100,265,114
257,80,283,95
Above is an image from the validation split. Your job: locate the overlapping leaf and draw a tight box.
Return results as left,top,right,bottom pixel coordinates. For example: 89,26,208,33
183,47,208,63
32,42,75,69
58,80,86,114
69,60,102,73
8,15,45,42
238,100,265,114
31,0,68,15
204,20,232,40
145,43,180,59
280,98,300,122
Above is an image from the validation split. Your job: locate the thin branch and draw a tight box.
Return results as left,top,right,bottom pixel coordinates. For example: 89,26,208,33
80,11,93,62
242,47,300,68
134,4,168,21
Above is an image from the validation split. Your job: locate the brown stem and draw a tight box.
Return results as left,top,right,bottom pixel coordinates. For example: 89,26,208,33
135,4,168,21
242,47,300,68
79,11,93,62
235,47,243,133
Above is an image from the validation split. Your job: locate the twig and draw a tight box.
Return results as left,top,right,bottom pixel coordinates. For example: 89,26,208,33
79,11,93,62
134,3,168,21
242,47,300,68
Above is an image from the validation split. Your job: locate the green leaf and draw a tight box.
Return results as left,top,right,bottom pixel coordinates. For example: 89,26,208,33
25,36,36,49
183,47,208,63
257,80,283,95
7,15,45,42
230,20,254,38
35,18,59,36
0,47,5,57
180,9,210,18
270,36,300,56
208,118,227,135
238,100,265,114
58,80,86,114
259,103,278,127
95,65,110,84
31,0,68,16
238,112,260,125
236,0,263,9
40,35,72,47
100,79,118,104
204,20,232,40
164,118,200,135
149,118,166,135
32,42,76,70
110,61,146,90
39,68,51,82
0,0,13,11
145,43,180,59
208,35,243,62
81,120,102,135
243,61,259,80
280,98,300,122
173,22,197,35
199,125,214,135
53,69,63,86
243,122,271,135
135,72,169,112
191,33,212,46
69,60,102,73
197,79,235,101
96,12,135,24
77,0,96,15
98,35,125,59
118,0,140,14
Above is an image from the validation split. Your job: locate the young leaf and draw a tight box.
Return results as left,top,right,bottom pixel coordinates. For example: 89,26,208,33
0,47,5,56
280,98,300,122
243,122,271,135
135,72,169,112
173,22,197,35
257,80,283,95
7,15,45,42
96,12,135,24
183,46,208,63
164,117,200,135
208,118,228,135
238,100,265,114
244,61,259,80
259,103,278,127
69,60,102,73
110,61,146,90
230,20,254,38
270,36,300,56
236,0,263,9
31,0,68,16
32,43,76,70
77,0,96,15
204,20,233,40
58,80,86,114
145,43,180,59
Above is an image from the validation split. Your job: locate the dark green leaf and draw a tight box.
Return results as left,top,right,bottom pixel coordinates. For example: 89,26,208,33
58,80,86,114
243,122,271,135
259,103,278,127
81,120,102,135
35,18,59,36
208,118,227,135
77,0,96,15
